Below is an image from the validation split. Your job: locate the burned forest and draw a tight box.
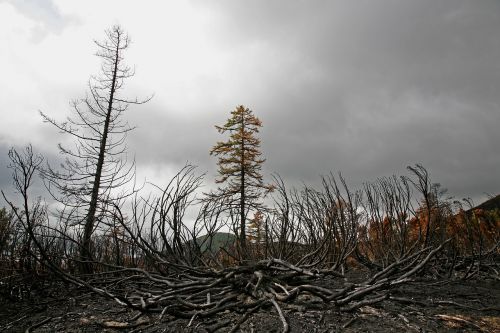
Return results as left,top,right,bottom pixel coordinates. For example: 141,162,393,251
1,26,499,333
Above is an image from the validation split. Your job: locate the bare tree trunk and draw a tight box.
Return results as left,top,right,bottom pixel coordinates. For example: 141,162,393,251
40,26,149,275
81,32,121,273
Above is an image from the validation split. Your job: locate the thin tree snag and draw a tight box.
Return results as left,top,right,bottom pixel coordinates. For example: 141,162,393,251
39,25,150,274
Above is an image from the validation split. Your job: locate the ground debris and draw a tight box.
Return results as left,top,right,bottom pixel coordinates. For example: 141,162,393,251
1,274,499,332
435,313,499,332
101,318,150,329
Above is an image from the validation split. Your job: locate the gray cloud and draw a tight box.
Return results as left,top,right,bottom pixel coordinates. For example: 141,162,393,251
3,0,79,41
0,143,13,196
1,0,498,206
180,0,500,199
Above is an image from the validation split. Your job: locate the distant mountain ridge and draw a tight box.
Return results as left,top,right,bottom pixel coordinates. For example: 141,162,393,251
470,194,500,212
193,232,236,253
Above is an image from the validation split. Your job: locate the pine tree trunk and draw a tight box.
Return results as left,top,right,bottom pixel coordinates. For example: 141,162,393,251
239,117,247,261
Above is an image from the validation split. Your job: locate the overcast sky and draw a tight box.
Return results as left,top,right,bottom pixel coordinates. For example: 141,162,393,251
0,0,499,205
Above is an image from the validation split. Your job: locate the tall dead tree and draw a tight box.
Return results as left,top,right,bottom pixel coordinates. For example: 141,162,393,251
210,106,272,260
40,26,149,273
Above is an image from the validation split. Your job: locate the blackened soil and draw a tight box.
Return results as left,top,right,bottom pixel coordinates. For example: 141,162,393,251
1,275,498,332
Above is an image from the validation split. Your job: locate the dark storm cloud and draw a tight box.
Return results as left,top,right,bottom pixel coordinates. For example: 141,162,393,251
176,0,500,201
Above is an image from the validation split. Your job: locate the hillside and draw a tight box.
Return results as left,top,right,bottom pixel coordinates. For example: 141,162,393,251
472,194,500,212
194,232,236,253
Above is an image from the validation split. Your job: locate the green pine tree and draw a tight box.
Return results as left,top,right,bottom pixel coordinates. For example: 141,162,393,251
210,105,273,259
